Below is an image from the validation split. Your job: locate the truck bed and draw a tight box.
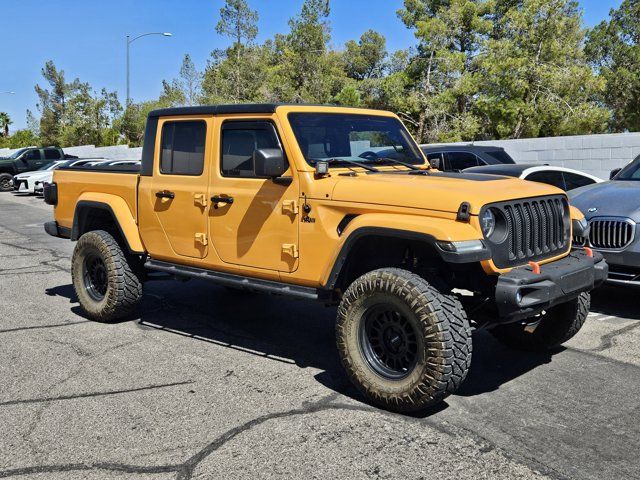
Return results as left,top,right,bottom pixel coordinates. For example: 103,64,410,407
53,166,140,231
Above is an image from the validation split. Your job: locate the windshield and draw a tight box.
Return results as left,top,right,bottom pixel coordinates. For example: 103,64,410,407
37,162,58,171
288,113,425,168
9,148,28,159
615,156,640,181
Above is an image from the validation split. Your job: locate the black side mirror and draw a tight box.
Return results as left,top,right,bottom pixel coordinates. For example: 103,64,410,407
253,148,287,178
610,168,622,180
429,157,441,169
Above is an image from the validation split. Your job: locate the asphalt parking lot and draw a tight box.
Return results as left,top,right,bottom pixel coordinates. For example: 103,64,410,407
0,192,638,480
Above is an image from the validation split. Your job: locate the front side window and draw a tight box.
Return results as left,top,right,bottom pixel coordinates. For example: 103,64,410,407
288,113,423,168
615,156,640,180
447,152,479,171
221,121,285,178
160,121,206,175
24,149,42,161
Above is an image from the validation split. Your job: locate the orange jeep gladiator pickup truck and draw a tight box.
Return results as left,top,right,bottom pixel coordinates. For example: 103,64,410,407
44,104,607,412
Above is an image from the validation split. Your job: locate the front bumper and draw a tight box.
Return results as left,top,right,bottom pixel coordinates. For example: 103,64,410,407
13,179,30,192
495,249,608,321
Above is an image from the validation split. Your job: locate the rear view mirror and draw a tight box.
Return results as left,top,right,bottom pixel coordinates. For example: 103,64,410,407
610,168,622,180
253,148,287,178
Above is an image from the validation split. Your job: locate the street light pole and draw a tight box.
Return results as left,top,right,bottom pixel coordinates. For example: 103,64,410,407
126,32,172,106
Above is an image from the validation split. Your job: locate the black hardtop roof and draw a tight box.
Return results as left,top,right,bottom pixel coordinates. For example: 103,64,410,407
147,103,388,118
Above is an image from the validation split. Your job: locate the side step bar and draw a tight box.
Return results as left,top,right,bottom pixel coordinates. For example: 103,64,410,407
145,259,320,300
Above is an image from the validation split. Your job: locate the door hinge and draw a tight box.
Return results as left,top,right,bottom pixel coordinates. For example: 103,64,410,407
195,233,208,246
281,243,299,259
282,200,299,216
194,193,208,208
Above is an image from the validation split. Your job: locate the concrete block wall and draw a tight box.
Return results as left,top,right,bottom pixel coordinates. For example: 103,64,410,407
437,132,640,180
0,145,142,161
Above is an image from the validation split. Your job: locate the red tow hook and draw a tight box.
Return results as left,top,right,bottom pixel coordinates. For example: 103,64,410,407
528,261,541,275
584,247,594,258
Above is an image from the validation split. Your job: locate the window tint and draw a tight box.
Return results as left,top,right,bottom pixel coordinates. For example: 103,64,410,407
44,149,62,160
24,149,42,161
563,172,596,191
525,171,566,190
221,121,284,178
160,121,206,175
447,151,479,171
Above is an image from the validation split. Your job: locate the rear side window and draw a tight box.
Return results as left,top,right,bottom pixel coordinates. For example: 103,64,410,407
221,121,285,178
160,121,206,175
563,172,596,190
447,151,479,171
44,149,62,160
484,150,515,164
526,171,566,190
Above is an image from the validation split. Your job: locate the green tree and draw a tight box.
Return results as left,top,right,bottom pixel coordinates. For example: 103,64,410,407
586,0,640,132
0,129,39,149
0,112,12,137
214,0,260,101
35,60,122,146
398,0,494,142
179,54,202,105
271,0,345,103
344,30,388,80
477,0,609,139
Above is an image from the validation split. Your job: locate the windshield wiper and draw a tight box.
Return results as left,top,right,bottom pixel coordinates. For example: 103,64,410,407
372,157,422,171
312,158,380,173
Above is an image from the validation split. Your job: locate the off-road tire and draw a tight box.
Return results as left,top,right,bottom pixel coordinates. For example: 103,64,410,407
71,230,143,322
336,268,472,413
490,292,590,352
0,173,14,192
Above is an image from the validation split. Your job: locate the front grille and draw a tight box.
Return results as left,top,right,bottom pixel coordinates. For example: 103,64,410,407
588,218,636,250
485,195,570,268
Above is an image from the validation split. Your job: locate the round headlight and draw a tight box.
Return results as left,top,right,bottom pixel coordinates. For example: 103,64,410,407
481,209,496,238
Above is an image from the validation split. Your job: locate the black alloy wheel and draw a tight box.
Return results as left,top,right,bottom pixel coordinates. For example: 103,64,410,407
359,305,419,379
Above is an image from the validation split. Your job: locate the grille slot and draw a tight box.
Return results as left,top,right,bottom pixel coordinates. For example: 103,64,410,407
587,218,635,250
488,196,570,268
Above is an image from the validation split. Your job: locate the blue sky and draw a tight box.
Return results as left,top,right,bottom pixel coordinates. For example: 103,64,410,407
2,0,622,130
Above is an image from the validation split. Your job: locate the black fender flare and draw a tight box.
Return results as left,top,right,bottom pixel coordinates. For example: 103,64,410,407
324,227,490,290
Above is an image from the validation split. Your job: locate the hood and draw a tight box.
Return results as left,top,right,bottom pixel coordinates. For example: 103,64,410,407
15,171,51,180
569,180,640,222
330,171,565,215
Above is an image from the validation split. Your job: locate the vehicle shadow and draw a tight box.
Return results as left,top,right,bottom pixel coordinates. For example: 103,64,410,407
590,285,640,319
46,278,560,412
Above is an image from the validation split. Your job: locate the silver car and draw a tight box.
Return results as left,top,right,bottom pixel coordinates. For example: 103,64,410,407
570,156,640,286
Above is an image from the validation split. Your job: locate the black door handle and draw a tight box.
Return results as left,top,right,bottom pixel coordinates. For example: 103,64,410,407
211,195,234,205
156,190,175,199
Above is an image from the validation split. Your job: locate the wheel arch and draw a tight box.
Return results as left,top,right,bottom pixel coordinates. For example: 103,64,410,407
323,223,489,291
72,199,144,254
